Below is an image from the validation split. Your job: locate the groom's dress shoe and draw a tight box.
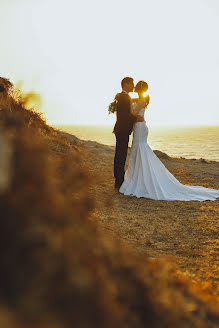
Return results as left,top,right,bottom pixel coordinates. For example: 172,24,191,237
114,183,121,190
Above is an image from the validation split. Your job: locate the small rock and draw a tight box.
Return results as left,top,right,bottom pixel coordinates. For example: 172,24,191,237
57,131,81,145
197,158,209,163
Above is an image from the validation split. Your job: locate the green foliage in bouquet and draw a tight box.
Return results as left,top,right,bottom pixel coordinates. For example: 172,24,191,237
108,99,118,114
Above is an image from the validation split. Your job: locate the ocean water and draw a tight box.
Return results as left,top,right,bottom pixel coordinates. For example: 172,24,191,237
55,125,219,162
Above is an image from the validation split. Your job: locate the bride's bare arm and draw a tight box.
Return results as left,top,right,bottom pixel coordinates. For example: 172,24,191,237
131,99,147,116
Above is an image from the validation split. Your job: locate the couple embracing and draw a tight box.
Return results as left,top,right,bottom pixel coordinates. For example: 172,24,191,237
112,77,219,201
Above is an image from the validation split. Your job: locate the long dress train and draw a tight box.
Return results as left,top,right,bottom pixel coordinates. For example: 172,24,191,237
119,110,219,201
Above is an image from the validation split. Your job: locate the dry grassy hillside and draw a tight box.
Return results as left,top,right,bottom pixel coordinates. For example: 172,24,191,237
0,77,218,328
81,140,219,291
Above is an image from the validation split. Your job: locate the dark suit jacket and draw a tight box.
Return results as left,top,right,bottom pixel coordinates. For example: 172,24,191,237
113,91,136,137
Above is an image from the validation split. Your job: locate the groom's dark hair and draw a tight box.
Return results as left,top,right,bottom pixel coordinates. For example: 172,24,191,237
121,77,133,88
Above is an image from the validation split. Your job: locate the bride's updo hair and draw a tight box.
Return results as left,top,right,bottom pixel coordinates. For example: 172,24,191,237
134,80,148,94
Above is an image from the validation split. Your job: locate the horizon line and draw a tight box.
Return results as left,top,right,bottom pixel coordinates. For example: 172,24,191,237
52,123,219,128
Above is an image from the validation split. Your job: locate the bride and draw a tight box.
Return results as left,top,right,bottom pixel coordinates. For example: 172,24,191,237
119,81,219,201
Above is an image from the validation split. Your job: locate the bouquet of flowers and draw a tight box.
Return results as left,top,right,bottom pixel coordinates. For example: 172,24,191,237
108,99,118,114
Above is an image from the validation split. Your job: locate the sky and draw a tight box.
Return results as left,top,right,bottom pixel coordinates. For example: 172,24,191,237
0,0,219,126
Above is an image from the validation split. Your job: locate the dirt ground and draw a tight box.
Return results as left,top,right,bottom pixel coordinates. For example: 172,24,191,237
79,139,219,296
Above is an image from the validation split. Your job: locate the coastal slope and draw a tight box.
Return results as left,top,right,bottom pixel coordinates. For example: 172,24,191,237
79,137,219,294
0,79,218,327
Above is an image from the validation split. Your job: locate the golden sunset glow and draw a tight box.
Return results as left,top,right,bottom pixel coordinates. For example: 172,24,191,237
0,0,219,126
0,3,218,327
130,92,138,99
130,91,148,99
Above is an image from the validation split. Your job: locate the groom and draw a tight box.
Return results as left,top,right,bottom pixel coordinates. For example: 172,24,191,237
113,77,144,189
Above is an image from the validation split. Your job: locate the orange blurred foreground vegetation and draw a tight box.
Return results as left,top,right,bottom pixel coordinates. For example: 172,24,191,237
0,77,218,328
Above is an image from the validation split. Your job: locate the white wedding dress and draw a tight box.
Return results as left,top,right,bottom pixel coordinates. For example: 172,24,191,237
119,108,219,201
